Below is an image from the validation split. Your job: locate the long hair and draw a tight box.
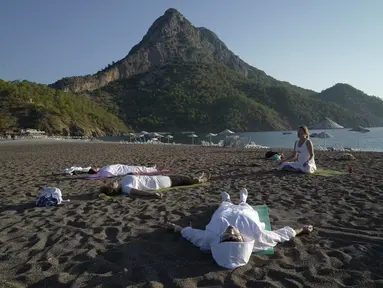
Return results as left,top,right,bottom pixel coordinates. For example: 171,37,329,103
298,125,309,138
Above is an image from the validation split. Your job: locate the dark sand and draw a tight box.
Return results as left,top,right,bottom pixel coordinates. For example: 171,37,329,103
0,141,382,288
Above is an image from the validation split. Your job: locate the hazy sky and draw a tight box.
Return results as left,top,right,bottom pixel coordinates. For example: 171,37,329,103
1,0,382,97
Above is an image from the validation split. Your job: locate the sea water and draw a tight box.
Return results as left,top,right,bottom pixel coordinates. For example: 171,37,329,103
100,127,383,152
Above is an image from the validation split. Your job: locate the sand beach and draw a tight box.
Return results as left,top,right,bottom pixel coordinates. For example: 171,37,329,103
0,140,382,287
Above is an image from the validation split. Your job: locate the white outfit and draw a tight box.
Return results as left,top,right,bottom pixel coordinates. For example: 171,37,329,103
36,187,68,205
88,164,158,178
280,139,317,174
63,166,91,175
120,175,172,195
181,190,296,269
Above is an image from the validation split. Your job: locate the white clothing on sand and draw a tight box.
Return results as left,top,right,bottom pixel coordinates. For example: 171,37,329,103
280,139,317,174
36,187,68,205
89,164,158,178
63,166,91,175
120,175,172,195
181,190,296,269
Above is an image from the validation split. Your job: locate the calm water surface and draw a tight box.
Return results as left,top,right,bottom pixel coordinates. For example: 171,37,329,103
100,127,383,152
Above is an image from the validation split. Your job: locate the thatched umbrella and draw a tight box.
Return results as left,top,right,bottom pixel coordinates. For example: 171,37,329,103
206,132,217,143
188,134,198,145
151,132,164,142
309,118,344,147
219,129,235,138
141,131,149,142
164,135,173,143
128,132,135,142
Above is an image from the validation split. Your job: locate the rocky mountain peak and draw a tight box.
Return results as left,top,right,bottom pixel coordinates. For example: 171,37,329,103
50,8,256,93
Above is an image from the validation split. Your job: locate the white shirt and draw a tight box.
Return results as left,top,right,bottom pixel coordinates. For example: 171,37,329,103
89,164,158,178
120,175,172,194
181,203,296,269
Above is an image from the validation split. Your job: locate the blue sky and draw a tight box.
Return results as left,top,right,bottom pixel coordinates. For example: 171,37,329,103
1,0,382,97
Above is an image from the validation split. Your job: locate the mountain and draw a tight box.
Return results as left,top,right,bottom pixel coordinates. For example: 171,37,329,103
313,83,383,126
0,79,129,136
50,8,312,96
6,8,383,134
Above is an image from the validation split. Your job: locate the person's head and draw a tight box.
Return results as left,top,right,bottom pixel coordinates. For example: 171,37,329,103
297,125,309,139
220,225,244,243
211,225,254,269
99,181,121,196
88,167,100,174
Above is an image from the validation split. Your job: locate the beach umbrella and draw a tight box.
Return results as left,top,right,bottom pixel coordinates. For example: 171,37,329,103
188,134,198,145
137,134,145,142
309,118,343,147
140,131,149,142
150,132,164,142
206,132,218,143
164,135,173,143
128,132,135,142
219,129,235,138
152,132,164,138
349,126,370,149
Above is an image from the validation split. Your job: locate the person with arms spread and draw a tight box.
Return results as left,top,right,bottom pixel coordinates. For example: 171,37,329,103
62,164,162,177
279,125,317,174
87,163,163,178
166,188,313,269
99,172,210,199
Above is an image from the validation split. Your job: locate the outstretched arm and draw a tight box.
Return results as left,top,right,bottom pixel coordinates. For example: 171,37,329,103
167,223,207,249
130,188,162,199
252,224,313,251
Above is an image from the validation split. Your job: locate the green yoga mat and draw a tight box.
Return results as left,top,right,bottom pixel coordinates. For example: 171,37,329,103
99,183,209,200
252,204,274,255
157,182,209,192
313,169,348,177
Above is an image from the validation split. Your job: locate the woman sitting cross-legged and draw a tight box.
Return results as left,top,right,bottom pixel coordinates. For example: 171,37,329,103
279,125,317,174
99,172,210,199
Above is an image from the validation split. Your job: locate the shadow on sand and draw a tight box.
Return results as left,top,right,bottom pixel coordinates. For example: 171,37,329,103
27,205,236,287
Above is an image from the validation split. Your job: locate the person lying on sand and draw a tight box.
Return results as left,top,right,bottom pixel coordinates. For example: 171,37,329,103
279,125,317,174
99,172,210,199
87,164,162,178
63,164,161,177
166,188,313,269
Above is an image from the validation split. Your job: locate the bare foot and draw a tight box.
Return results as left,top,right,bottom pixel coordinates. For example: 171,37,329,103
198,171,211,183
295,225,314,236
154,193,163,199
166,222,183,233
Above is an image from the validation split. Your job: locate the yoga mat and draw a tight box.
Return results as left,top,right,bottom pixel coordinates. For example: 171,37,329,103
98,183,209,200
313,169,348,177
157,182,209,192
252,205,274,255
89,169,171,179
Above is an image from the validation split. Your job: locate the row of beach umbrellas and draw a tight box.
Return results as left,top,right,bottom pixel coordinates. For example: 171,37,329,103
187,129,235,144
127,129,236,145
127,132,174,143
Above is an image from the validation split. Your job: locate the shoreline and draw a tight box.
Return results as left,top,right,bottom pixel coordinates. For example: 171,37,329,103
1,137,382,153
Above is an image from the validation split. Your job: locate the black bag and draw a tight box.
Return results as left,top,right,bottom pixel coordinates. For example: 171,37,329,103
265,151,279,159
